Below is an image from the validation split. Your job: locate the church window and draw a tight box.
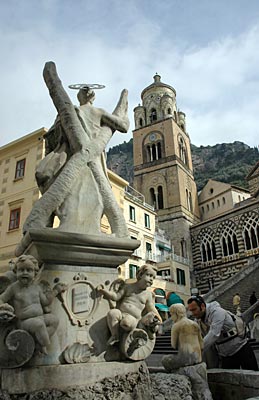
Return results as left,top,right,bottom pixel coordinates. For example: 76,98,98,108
207,204,210,211
167,108,172,115
212,202,215,209
178,136,188,166
157,142,162,159
217,199,220,207
201,206,204,214
220,223,239,257
189,192,193,212
222,197,226,204
152,144,156,160
158,186,164,209
242,214,259,250
200,231,217,262
150,188,156,208
150,108,157,123
146,145,151,162
186,190,193,212
139,118,143,127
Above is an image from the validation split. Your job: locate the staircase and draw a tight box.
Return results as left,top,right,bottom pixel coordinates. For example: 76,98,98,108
203,258,259,316
146,330,176,367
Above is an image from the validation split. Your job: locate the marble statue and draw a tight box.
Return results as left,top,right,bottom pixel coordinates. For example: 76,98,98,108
162,303,203,370
98,264,162,360
23,61,129,237
162,304,213,400
0,255,66,359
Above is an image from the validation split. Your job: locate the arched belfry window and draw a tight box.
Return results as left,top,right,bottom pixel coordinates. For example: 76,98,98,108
242,214,259,250
186,189,193,212
139,118,143,127
152,144,156,160
144,132,164,163
178,136,188,166
146,141,162,161
158,186,164,209
146,145,151,162
167,108,172,115
200,231,217,262
157,142,162,159
150,188,156,208
219,223,239,256
149,186,164,209
150,108,157,123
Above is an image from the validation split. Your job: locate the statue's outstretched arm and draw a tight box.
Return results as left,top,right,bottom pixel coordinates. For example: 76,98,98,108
101,89,129,133
43,61,91,153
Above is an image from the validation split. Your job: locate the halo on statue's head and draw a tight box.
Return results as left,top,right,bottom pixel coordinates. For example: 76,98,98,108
68,83,105,90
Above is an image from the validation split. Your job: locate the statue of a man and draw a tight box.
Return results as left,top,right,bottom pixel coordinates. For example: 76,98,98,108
23,62,129,238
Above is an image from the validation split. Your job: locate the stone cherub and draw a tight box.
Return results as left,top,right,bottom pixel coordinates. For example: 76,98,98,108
0,255,66,354
162,303,203,371
22,62,129,238
98,264,162,360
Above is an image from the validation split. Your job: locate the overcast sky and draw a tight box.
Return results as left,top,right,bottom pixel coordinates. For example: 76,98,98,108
1,0,259,149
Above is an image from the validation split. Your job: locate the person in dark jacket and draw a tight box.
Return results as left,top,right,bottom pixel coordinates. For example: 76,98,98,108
249,291,257,306
187,295,258,370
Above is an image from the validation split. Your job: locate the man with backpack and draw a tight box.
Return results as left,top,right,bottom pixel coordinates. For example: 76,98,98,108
187,295,258,370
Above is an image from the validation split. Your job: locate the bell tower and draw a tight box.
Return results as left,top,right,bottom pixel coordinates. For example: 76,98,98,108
133,74,200,260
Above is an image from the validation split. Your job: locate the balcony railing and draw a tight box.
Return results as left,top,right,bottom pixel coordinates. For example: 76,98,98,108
125,186,155,211
140,251,190,265
145,252,157,262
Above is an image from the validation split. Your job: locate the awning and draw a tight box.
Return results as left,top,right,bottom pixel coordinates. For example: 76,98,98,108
154,288,166,297
155,303,169,312
157,242,172,251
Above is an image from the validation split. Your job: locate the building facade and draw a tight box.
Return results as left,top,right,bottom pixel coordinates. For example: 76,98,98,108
198,179,251,222
191,196,259,294
0,128,46,271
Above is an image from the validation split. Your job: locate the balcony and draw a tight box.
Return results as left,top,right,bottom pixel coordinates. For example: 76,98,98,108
129,250,190,265
132,248,142,258
125,186,155,211
157,253,190,265
145,251,157,262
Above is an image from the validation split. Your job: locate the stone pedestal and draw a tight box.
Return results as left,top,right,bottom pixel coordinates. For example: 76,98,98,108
0,361,151,399
13,229,140,367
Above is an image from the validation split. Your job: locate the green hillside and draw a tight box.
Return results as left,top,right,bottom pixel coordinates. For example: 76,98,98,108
107,140,259,191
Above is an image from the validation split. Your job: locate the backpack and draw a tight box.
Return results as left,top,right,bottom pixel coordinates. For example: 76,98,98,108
227,312,247,339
